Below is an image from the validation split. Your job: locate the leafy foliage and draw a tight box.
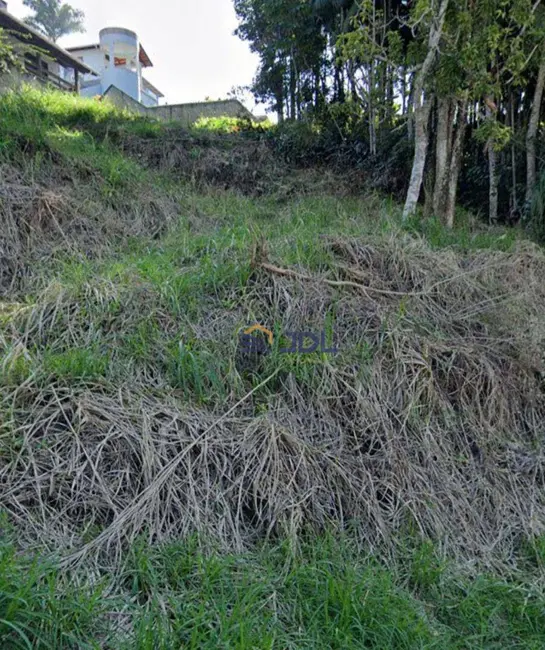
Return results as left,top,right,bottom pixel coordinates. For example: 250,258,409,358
234,0,545,226
234,0,327,119
23,0,85,42
0,28,24,75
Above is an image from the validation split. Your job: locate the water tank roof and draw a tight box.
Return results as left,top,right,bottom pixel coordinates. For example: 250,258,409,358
98,27,153,67
99,27,138,41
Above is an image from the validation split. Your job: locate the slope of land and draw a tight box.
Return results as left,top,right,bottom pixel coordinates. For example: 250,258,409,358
0,88,544,648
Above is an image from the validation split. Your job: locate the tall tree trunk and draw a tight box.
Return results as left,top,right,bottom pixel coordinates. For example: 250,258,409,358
486,101,499,224
403,0,450,221
488,144,499,224
402,65,408,115
433,97,452,216
369,1,377,155
445,99,468,228
369,62,377,156
406,71,415,141
509,93,518,216
349,60,358,102
289,56,296,120
525,48,545,209
431,95,467,227
386,64,395,127
424,100,438,218
276,87,284,123
404,99,434,219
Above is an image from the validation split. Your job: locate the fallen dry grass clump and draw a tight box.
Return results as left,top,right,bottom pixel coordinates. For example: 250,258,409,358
119,129,279,195
1,234,545,568
0,163,179,295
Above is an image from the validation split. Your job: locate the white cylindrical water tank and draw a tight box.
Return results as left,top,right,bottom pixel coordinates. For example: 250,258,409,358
99,27,141,102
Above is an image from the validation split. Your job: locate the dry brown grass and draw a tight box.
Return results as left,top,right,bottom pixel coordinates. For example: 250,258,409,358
119,128,366,199
0,164,180,295
1,234,545,569
3,89,543,577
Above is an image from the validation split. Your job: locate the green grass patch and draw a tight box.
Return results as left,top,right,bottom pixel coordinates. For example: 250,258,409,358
1,532,544,649
193,115,273,134
166,339,232,403
403,213,521,251
0,531,110,650
42,347,109,382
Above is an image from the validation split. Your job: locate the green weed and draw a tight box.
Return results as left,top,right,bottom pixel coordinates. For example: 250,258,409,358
0,532,110,649
115,535,545,649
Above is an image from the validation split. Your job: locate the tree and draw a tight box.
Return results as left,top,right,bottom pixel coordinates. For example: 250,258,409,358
234,0,325,121
402,0,449,221
23,0,85,42
526,48,545,209
233,0,545,226
0,27,34,76
525,7,545,210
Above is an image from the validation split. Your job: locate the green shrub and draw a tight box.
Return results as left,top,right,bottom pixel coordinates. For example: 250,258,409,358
193,115,272,134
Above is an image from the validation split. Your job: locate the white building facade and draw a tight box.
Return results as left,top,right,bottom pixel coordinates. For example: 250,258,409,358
67,27,164,107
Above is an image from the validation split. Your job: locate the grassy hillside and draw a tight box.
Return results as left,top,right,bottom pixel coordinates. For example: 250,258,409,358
1,87,545,648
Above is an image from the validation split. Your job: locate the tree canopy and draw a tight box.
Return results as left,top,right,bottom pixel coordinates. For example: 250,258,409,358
23,0,85,42
234,0,545,231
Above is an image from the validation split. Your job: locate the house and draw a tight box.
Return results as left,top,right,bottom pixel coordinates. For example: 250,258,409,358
0,3,255,125
0,1,96,92
66,27,164,107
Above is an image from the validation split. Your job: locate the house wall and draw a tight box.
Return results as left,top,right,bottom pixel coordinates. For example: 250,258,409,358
102,86,255,125
104,66,139,100
150,100,254,125
80,79,102,98
100,28,142,103
71,36,145,104
69,28,163,107
70,48,104,85
102,85,147,114
141,87,159,107
73,49,152,104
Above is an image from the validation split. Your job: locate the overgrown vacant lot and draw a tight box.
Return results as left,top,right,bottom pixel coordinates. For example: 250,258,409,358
1,89,545,648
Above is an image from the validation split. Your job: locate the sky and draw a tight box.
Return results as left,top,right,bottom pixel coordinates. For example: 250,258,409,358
5,0,261,109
